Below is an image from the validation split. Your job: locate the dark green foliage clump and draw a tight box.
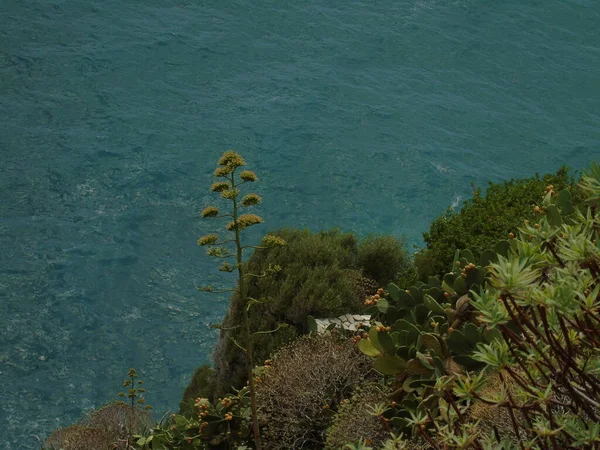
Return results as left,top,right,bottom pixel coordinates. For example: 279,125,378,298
211,228,412,398
358,235,416,287
416,166,583,279
179,364,216,416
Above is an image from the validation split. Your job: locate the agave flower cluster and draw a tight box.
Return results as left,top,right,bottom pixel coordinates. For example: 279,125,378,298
197,150,284,254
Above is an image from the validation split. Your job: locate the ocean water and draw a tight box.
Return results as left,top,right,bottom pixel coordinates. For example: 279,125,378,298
1,0,599,447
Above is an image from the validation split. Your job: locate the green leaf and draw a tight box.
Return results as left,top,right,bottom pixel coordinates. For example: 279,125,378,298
369,326,383,352
479,249,497,267
428,276,441,288
421,333,443,356
453,355,481,370
376,297,389,313
385,306,401,323
454,276,468,295
460,249,475,264
425,287,442,300
414,304,430,325
409,286,423,303
542,190,553,207
357,338,381,357
387,283,402,303
442,280,455,295
373,354,407,375
546,204,562,227
307,315,317,333
423,294,445,314
495,240,511,258
557,189,574,214
447,330,471,355
398,289,420,307
463,323,481,346
407,358,432,375
483,327,503,343
377,330,397,354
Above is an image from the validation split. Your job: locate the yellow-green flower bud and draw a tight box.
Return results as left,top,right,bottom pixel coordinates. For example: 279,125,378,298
220,188,239,200
218,262,233,272
261,235,286,247
214,166,233,177
210,181,230,192
201,206,219,218
226,214,263,231
206,246,230,257
218,150,246,168
240,170,258,182
241,193,262,206
137,398,145,404
198,234,219,246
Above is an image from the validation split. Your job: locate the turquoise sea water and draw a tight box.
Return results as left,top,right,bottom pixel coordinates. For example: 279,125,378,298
1,0,599,447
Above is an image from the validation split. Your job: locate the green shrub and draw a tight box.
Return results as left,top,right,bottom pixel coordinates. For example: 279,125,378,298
179,364,216,416
210,228,412,398
255,333,374,450
416,166,583,279
44,403,150,450
358,235,416,287
372,171,600,448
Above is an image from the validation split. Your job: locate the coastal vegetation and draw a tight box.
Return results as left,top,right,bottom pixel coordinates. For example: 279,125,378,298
43,154,600,449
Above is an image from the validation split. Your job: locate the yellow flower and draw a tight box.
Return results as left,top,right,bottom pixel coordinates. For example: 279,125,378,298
211,181,230,192
226,214,263,231
214,166,233,177
240,170,258,182
241,193,262,206
261,235,286,248
220,188,239,200
198,234,219,246
201,206,219,218
218,150,246,168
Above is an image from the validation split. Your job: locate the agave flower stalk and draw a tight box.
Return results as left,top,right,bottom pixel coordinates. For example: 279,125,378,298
197,150,286,450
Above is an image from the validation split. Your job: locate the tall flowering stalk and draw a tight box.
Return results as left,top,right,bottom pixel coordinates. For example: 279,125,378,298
197,150,286,449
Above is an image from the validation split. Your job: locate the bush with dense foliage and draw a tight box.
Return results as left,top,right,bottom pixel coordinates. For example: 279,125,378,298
255,332,374,449
179,365,216,416
352,167,600,449
207,228,412,399
416,166,583,279
44,402,150,450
